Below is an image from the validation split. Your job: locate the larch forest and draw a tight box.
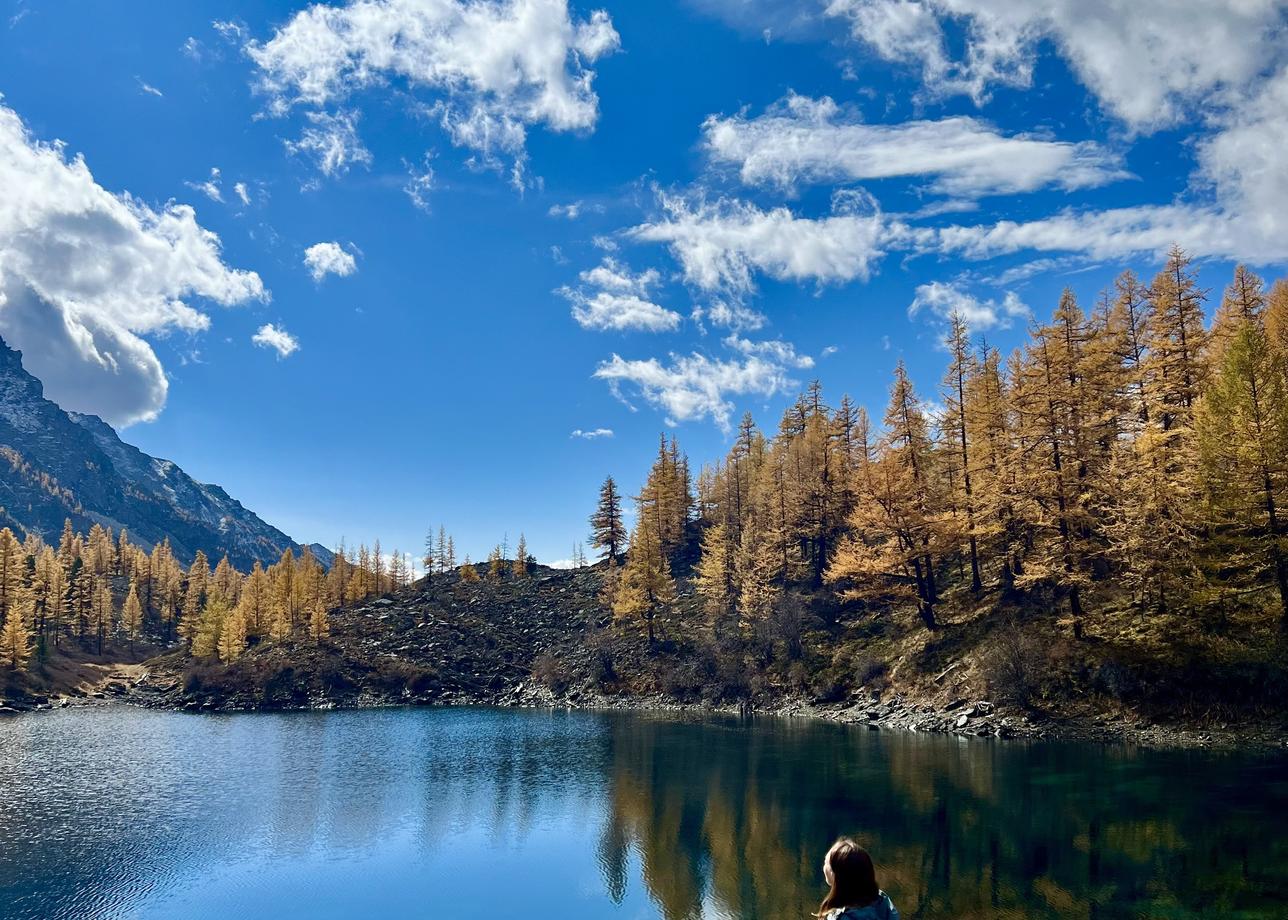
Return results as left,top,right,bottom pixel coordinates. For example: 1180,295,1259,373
3,248,1287,728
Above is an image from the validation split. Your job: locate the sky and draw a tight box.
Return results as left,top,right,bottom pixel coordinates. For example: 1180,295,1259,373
2,0,1287,568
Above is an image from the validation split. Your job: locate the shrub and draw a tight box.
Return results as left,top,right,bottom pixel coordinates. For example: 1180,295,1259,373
982,626,1045,708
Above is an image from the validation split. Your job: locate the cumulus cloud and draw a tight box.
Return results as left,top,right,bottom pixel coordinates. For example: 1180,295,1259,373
246,0,620,183
703,93,1127,196
558,258,680,332
0,102,265,426
630,189,890,296
594,347,799,430
908,281,1029,331
303,241,358,281
570,427,613,439
252,323,300,358
824,0,1287,131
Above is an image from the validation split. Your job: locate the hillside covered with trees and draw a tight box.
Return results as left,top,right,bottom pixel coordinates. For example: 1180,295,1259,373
4,248,1286,737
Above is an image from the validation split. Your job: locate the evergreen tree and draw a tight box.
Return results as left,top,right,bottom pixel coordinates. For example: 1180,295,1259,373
590,475,627,562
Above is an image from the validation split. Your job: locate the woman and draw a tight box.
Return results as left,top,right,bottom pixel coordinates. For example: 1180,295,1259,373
816,837,899,920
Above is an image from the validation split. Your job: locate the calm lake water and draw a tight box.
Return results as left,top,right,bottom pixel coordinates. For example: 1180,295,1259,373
1,706,1286,919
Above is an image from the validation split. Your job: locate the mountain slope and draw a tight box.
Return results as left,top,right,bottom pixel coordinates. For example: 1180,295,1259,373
0,336,328,569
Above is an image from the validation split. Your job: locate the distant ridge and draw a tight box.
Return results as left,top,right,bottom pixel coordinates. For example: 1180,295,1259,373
0,336,330,569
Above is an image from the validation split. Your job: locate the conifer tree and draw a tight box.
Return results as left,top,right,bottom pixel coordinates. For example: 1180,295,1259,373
590,475,627,562
193,595,229,659
1266,279,1288,362
513,534,529,577
613,510,675,646
91,578,114,655
460,555,480,582
694,521,734,634
121,582,143,653
942,312,983,591
488,545,504,579
308,595,330,641
423,528,436,585
238,562,271,637
1147,245,1209,431
180,551,210,646
0,596,32,670
1195,321,1288,625
219,605,247,662
0,527,22,625
828,361,942,629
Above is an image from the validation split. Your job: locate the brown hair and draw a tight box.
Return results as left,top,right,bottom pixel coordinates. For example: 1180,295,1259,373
817,837,880,916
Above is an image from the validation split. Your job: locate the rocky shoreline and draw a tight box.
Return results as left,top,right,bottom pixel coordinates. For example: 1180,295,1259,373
6,664,1284,753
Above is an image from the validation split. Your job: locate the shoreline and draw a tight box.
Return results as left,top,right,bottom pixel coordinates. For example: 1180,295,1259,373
9,674,1285,753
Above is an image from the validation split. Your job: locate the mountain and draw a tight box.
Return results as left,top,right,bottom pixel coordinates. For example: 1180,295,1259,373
0,336,330,570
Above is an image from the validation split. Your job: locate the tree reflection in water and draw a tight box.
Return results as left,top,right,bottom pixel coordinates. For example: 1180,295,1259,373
597,713,1288,920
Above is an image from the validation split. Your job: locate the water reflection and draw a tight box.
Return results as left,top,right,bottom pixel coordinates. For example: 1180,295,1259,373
1,707,1285,919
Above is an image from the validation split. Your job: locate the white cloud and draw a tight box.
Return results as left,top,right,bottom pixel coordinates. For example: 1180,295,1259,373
548,201,582,219
558,258,680,332
703,93,1127,196
247,0,620,181
303,241,358,281
233,181,251,205
252,323,300,358
824,0,1287,131
0,103,265,426
723,334,814,369
630,190,889,296
403,154,436,211
1197,65,1288,251
570,427,613,439
908,281,1029,331
284,109,372,177
186,166,223,202
212,19,247,42
594,348,798,429
136,78,164,98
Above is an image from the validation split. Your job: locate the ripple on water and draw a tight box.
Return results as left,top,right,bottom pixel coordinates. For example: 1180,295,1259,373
2,706,1286,920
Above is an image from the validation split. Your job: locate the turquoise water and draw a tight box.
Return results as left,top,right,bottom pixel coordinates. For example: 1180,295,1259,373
1,706,1285,919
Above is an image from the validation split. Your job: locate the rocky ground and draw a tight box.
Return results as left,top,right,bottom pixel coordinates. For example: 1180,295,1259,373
6,564,1286,751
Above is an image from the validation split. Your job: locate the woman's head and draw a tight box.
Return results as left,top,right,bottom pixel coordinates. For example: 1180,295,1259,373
818,837,879,915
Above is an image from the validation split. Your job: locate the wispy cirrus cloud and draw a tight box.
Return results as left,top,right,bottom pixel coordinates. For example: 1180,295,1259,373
703,93,1128,197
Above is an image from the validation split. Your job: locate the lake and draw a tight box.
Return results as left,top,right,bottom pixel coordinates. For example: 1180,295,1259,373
1,706,1285,919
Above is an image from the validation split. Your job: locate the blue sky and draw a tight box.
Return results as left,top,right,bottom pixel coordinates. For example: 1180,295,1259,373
2,0,1287,567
